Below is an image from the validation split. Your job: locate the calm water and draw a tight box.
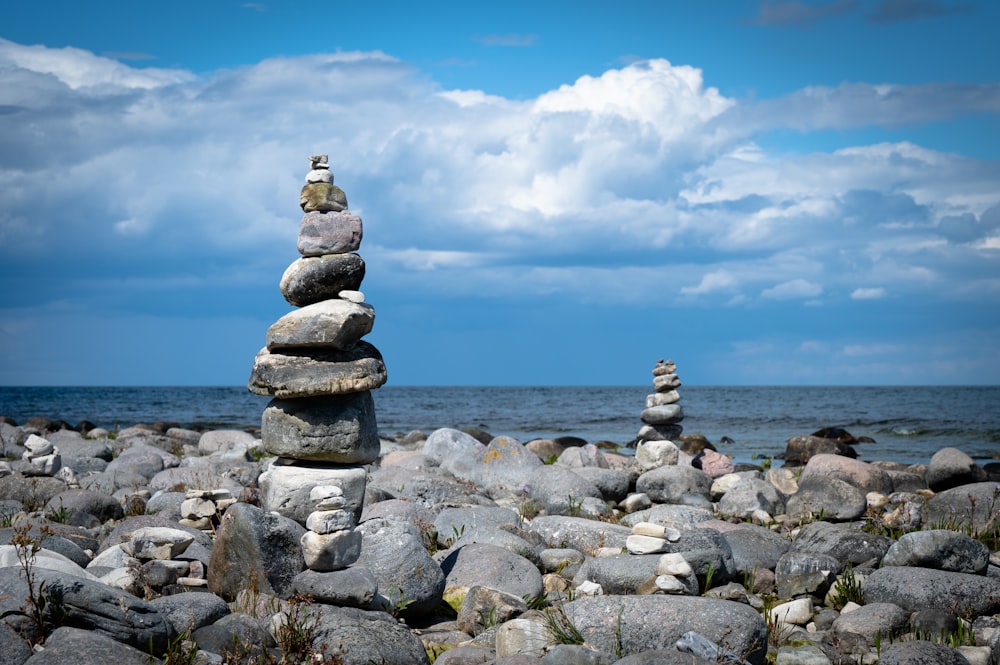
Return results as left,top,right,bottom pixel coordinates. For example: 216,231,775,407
1,385,998,465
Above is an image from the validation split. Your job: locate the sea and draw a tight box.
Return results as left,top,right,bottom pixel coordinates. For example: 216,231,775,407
1,385,998,466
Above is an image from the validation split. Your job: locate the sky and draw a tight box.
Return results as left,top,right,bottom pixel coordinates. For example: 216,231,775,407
0,0,998,387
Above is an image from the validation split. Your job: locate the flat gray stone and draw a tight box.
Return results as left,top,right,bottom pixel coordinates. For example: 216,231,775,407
881,529,990,574
279,253,365,307
148,591,230,634
261,392,380,463
21,626,156,665
439,542,543,600
862,565,1000,616
298,210,363,256
248,341,387,398
877,640,974,665
635,465,711,504
266,299,374,351
308,604,431,665
291,567,378,607
790,521,894,568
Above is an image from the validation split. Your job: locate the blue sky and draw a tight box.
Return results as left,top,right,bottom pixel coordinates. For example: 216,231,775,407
1,0,998,387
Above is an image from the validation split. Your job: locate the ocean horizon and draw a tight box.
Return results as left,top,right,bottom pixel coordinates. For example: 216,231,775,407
2,384,998,466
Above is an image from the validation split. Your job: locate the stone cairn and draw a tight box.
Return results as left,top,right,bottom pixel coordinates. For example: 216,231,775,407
247,154,386,573
634,358,685,469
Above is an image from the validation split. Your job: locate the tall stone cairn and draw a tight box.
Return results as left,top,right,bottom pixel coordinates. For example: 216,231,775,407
248,154,386,572
636,358,684,443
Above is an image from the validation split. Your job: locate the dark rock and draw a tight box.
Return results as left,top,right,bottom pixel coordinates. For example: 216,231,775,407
0,474,67,507
882,529,990,574
775,551,841,599
876,640,973,665
261,392,380,463
831,602,909,644
207,502,306,601
635,465,711,504
291,567,378,608
910,608,960,640
148,591,230,634
541,644,616,664
782,435,856,464
790,521,894,568
279,253,366,307
21,626,158,665
713,523,791,575
247,341,387,399
925,482,1000,534
926,447,987,491
0,619,32,665
44,489,124,523
307,604,430,665
862,565,1000,615
191,612,275,660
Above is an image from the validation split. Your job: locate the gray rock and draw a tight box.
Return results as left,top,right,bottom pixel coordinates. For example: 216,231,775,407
712,523,790,575
79,469,149,495
775,551,841,599
457,585,528,636
279,253,366,308
259,460,367,525
556,443,610,469
423,428,485,465
434,506,521,543
831,602,909,644
207,502,306,601
247,341,387,398
44,488,124,523
562,595,766,663
443,435,544,499
357,518,445,617
297,210,363,256
635,465,712,504
782,436,856,465
98,514,212,554
541,644,616,664
862,566,1000,615
192,612,275,660
145,491,186,519
367,466,493,506
0,474,66,506
798,454,893,494
620,504,714,530
148,591,230,634
360,498,436,528
261,393,380,463
291,567,378,607
0,619,32,665
611,650,717,664
785,475,867,522
572,467,633,503
439,542,543,600
197,429,256,456
573,554,698,596
307,604,431,665
926,447,987,491
717,477,785,518
640,404,684,425
527,465,602,515
790,521,894,568
21,626,157,665
527,515,631,552
925,483,1000,534
882,529,990,574
265,299,374,351
876,640,973,665
449,526,540,563
0,529,91,569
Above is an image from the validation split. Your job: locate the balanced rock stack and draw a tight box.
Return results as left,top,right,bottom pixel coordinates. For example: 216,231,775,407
638,358,684,441
247,154,386,572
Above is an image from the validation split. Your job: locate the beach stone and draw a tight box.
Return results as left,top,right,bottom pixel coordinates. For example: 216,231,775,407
21,626,157,665
300,181,347,212
197,429,256,456
877,640,973,665
0,473,67,505
0,545,100,580
146,466,243,495
563,595,766,663
925,482,1000,534
457,585,528,636
103,445,167,479
620,504,714,530
635,464,711,504
434,505,521,544
30,568,174,653
207,502,306,601
306,509,355,534
575,553,697,596
646,390,680,406
261,392,380,463
192,612,275,661
785,475,868,522
358,517,445,617
717,477,785,519
301,528,363,571
926,447,988,491
423,427,485,464
832,602,909,645
693,449,734,478
636,424,684,443
367,466,492,506
248,341,387,398
769,598,814,627
862,566,1000,615
259,460,367,524
0,620,31,665
541,644,616,664
44,488,124,523
148,591,230,634
539,548,586,572
653,373,682,392
307,603,431,664
706,522,790,575
790,521,894,567
881,529,990,574
527,464,602,514
291,567,378,607
640,404,684,426
572,466,632,502
775,551,840,599
527,515,631,552
360,498,436,528
266,299,375,351
298,210,363,256
279,253,366,307
440,542,543,600
494,616,550,658
782,435,857,464
613,651,716,665
445,435,545,498
125,526,194,560
799,454,892,494
627,534,669,554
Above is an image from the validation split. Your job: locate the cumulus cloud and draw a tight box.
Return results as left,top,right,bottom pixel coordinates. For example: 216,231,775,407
851,287,886,299
0,37,997,324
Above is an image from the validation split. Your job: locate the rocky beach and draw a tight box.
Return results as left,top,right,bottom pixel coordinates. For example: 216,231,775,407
1,158,998,665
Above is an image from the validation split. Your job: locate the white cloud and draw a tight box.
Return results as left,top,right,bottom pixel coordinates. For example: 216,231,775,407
851,287,886,299
680,270,738,295
761,279,823,299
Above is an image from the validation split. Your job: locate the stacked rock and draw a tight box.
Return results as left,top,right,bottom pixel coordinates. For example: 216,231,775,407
21,433,61,475
248,155,386,565
300,485,362,572
179,488,237,532
637,358,684,443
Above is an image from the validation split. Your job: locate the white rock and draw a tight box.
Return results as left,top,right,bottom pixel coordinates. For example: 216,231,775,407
626,534,668,555
631,522,667,538
126,527,195,560
29,453,61,474
87,544,135,570
300,529,362,571
768,598,813,626
309,485,344,502
306,168,333,184
0,545,100,581
23,434,54,456
593,547,622,558
181,497,217,519
306,509,355,534
635,440,679,470
338,290,365,303
653,574,687,593
656,553,694,577
619,493,652,513
575,580,604,596
495,617,550,659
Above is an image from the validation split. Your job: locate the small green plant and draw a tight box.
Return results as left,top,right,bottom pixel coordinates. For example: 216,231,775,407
830,564,864,609
158,630,200,665
565,495,583,517
522,594,548,611
388,589,415,619
480,606,499,630
542,604,585,645
702,561,716,593
762,595,795,649
612,606,625,658
44,505,72,524
543,453,559,465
